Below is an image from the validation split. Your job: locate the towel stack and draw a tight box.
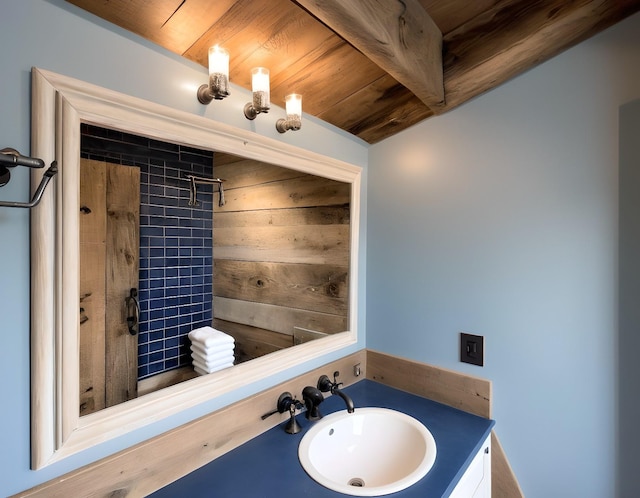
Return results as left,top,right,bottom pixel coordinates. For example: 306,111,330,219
188,326,235,375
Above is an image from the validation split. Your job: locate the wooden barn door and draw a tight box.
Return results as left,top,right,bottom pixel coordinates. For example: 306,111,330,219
79,158,140,415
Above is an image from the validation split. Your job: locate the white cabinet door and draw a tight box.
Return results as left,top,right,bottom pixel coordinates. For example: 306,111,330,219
449,436,491,498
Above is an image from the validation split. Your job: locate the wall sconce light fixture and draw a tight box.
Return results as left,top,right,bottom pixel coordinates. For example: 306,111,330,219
197,45,230,104
276,94,302,133
244,67,270,120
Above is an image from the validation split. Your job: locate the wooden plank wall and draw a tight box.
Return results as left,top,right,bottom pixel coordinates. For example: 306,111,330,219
366,350,524,498
367,349,491,418
212,157,351,363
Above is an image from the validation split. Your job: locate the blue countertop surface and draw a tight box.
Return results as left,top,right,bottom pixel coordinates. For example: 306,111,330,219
149,380,494,497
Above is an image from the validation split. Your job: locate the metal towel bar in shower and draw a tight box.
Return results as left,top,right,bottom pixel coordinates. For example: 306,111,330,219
182,174,225,207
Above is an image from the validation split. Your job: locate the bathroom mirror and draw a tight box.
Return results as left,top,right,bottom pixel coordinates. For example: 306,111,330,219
30,68,360,469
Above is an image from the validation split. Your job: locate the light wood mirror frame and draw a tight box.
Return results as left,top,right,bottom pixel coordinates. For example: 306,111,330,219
30,67,360,469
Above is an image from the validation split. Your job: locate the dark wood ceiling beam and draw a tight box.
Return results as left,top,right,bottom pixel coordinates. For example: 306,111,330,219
418,0,502,35
294,0,445,111
442,0,640,112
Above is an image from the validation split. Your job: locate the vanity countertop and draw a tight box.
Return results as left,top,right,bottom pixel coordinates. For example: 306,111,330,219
149,380,495,497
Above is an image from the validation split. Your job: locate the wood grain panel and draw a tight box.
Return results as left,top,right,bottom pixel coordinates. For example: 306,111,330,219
491,431,525,498
265,34,346,90
443,0,640,110
104,164,140,407
67,0,238,54
214,260,348,315
214,206,349,229
225,2,336,90
16,352,367,498
214,158,304,189
79,160,141,413
215,170,351,213
213,296,347,335
419,0,501,34
213,318,293,363
317,74,432,143
183,0,298,73
366,350,491,418
214,224,350,265
158,0,239,53
79,159,107,416
270,40,386,119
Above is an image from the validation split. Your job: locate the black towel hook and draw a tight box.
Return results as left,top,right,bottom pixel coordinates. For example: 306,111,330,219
0,147,58,209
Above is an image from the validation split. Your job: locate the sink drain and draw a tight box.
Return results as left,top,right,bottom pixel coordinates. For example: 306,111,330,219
348,478,365,487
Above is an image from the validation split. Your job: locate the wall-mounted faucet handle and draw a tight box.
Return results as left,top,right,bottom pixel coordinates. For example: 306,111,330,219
260,392,298,419
318,371,343,392
317,374,333,393
259,391,303,434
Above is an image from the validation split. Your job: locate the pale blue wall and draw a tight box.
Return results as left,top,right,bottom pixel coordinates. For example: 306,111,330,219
368,13,640,498
0,1,367,495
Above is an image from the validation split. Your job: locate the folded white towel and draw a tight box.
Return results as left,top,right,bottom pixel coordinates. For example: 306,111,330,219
193,359,234,375
194,365,209,376
190,342,235,358
188,326,234,349
194,365,213,376
193,355,234,370
191,349,234,367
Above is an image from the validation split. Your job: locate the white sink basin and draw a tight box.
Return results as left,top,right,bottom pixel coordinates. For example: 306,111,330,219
298,407,437,496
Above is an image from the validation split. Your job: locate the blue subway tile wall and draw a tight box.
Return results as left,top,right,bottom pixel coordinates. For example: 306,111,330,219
81,124,214,380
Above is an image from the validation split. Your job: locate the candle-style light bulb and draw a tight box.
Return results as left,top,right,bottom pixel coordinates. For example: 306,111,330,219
251,67,270,111
276,93,302,133
285,94,302,126
244,67,271,120
207,45,230,99
197,45,230,104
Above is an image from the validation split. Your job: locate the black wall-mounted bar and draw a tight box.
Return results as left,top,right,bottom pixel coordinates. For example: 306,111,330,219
0,148,58,209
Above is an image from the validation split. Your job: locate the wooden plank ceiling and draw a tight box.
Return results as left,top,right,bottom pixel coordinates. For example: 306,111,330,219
67,0,639,144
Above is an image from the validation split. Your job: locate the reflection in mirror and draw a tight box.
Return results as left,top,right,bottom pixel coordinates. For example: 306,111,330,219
78,125,350,416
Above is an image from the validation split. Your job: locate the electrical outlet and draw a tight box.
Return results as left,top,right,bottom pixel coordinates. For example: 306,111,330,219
460,332,484,366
